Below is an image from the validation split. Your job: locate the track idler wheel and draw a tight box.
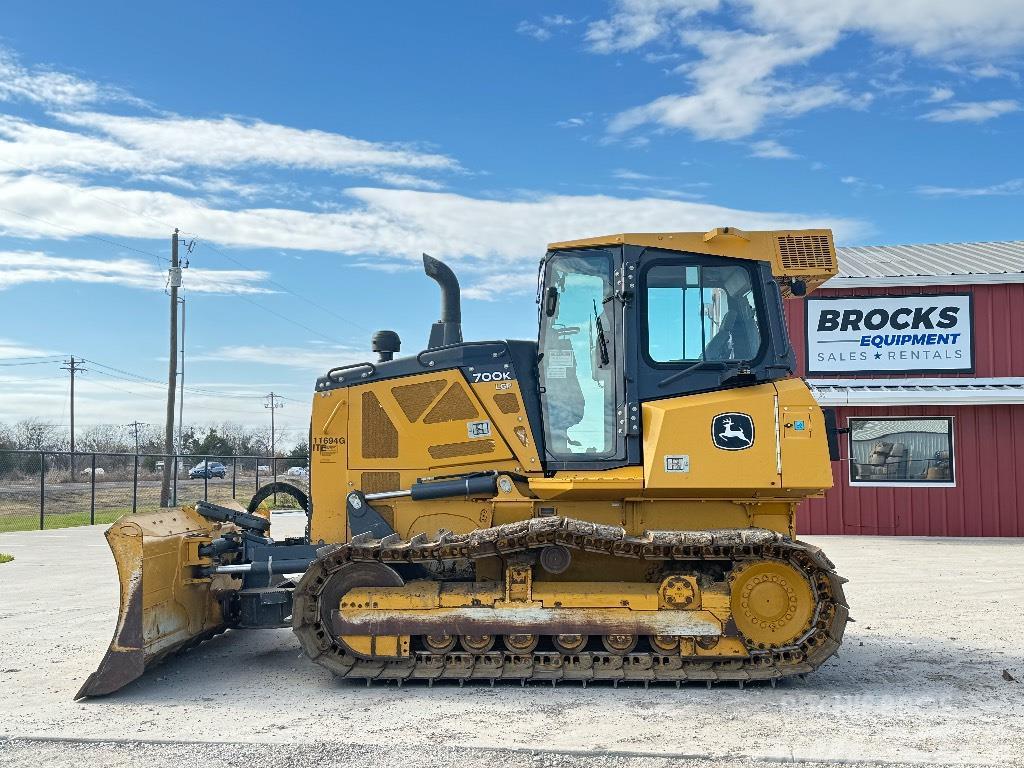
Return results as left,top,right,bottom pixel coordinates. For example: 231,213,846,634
320,562,403,656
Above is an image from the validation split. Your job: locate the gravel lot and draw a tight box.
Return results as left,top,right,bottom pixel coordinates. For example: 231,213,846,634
1,516,1021,767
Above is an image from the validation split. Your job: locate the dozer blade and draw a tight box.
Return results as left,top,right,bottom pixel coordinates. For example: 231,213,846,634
76,506,234,698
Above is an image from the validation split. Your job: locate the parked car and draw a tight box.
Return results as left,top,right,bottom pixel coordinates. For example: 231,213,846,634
285,466,309,478
80,467,106,476
189,461,226,479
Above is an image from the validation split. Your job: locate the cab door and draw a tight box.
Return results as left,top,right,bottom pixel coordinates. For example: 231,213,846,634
537,248,626,471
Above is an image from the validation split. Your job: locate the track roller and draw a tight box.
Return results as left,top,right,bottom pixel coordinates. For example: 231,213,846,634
423,634,457,653
552,634,588,653
460,634,495,653
503,634,539,653
602,634,638,654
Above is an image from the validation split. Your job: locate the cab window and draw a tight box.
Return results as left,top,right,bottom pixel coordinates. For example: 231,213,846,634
539,252,616,459
647,264,762,363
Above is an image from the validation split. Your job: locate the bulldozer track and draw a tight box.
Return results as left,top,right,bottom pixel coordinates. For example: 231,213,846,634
292,516,848,686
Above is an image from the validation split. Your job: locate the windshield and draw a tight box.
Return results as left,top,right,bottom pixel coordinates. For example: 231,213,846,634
647,263,762,363
539,252,616,460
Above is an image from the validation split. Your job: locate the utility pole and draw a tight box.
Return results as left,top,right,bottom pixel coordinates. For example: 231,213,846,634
160,229,180,508
177,297,185,454
265,392,283,481
126,421,146,454
60,356,86,453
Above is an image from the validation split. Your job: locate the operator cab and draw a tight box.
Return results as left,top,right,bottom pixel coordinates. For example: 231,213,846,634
538,232,808,471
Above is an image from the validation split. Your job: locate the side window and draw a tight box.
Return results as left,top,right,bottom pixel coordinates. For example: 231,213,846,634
647,264,761,363
539,253,616,459
849,418,955,485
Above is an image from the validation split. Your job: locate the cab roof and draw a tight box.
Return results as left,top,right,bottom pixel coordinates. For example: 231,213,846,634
548,227,838,296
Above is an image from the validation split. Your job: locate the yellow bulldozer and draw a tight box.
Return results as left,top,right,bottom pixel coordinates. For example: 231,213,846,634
78,226,848,696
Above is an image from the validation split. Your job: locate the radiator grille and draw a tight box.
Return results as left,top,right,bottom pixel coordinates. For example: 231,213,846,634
493,393,521,414
361,471,401,494
391,379,446,422
428,439,495,460
424,383,479,424
776,234,834,270
361,391,398,458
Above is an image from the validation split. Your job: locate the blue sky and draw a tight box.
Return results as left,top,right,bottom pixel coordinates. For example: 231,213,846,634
0,1,1021,443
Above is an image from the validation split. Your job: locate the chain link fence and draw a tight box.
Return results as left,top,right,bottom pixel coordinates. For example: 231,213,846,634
0,451,309,533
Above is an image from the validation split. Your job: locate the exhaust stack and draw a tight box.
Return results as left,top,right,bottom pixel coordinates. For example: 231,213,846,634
422,253,463,349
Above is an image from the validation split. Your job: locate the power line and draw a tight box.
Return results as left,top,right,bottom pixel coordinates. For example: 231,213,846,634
231,291,347,344
0,205,169,266
84,358,272,400
3,161,182,235
88,366,277,403
84,374,284,419
197,240,370,335
0,358,65,367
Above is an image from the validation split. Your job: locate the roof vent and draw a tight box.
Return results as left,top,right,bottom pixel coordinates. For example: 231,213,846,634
776,234,834,271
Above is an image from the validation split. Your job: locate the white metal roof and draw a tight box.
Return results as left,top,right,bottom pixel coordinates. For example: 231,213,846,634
829,241,1024,288
851,419,950,440
808,377,1024,406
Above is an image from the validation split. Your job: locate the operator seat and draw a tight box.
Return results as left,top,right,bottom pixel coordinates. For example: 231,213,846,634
705,295,759,361
544,331,586,454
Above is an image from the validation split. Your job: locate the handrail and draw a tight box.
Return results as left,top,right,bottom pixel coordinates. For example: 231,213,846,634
325,360,377,381
416,340,508,367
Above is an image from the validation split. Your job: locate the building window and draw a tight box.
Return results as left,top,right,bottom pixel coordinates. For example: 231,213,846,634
848,417,954,486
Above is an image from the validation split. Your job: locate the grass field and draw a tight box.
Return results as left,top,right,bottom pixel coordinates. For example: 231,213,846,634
0,508,133,533
0,483,305,533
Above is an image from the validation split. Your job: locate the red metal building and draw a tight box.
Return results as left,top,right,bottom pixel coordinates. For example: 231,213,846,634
789,241,1024,536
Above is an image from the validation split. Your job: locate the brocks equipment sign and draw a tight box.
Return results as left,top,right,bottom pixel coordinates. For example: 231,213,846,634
806,294,973,374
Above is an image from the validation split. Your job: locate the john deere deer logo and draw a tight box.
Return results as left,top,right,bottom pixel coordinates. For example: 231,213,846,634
712,413,755,451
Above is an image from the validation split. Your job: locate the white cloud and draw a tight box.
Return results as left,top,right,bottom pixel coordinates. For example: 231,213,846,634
0,48,126,107
616,184,705,200
612,169,657,180
194,344,366,370
517,21,553,41
608,29,862,140
971,64,1019,80
0,173,868,299
927,87,954,102
586,0,720,54
0,339,57,359
916,178,1024,196
51,112,459,174
921,99,1020,122
463,272,542,301
749,139,798,159
517,14,577,41
593,0,1024,140
0,113,458,194
0,250,271,294
556,117,587,128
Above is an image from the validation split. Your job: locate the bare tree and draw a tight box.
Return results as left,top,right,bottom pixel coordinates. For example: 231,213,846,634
14,418,68,451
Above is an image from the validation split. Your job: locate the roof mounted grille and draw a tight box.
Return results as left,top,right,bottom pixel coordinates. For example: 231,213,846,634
776,234,834,270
